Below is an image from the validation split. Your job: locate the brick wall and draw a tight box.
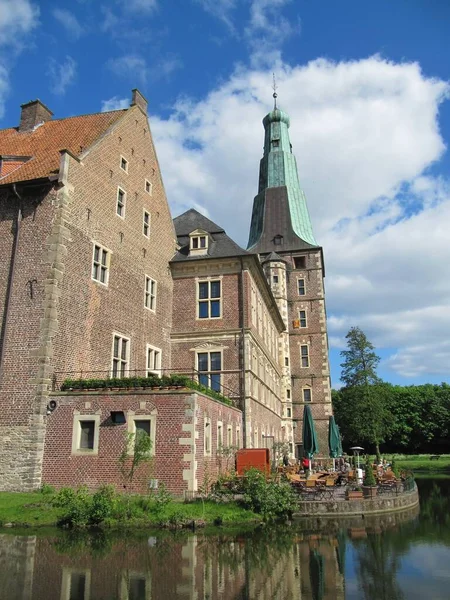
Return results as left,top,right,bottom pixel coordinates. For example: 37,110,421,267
42,389,242,496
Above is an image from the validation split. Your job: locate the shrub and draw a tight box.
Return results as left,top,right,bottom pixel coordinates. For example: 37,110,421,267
90,485,117,525
54,486,92,528
363,455,376,487
240,469,295,521
39,483,55,495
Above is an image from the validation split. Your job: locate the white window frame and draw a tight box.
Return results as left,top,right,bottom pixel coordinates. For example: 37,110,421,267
144,275,157,311
300,344,310,368
144,179,152,195
111,332,130,377
302,387,312,402
120,571,151,600
217,421,223,451
143,209,151,238
120,155,128,173
91,242,111,287
191,235,207,250
116,186,126,218
204,418,212,456
127,413,156,456
298,278,306,296
146,344,162,377
197,279,222,319
196,349,222,392
71,414,100,455
299,309,307,328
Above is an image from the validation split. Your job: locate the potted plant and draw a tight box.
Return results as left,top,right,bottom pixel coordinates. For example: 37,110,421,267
362,454,378,498
346,486,363,500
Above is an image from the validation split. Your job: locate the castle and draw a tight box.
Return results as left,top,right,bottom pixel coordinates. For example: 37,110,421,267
0,89,332,494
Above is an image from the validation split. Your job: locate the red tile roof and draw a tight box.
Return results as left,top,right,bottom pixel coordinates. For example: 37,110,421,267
0,110,126,185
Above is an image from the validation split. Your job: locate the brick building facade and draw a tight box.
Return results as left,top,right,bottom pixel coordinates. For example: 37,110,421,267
0,89,332,493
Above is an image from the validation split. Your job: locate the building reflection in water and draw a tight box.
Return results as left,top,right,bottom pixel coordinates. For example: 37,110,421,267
0,506,419,600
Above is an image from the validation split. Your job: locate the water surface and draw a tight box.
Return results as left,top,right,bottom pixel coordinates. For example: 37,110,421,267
0,478,449,600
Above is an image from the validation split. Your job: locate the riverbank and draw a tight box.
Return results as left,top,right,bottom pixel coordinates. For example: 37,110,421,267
0,491,261,529
396,454,450,473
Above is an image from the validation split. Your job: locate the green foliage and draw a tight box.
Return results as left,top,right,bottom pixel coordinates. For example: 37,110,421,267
39,483,55,495
340,326,381,387
53,486,93,528
118,429,154,493
90,485,117,525
391,457,400,478
60,374,233,406
363,455,377,487
240,469,295,521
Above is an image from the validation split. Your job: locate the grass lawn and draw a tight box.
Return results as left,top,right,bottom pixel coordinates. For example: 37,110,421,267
395,454,450,473
0,491,260,529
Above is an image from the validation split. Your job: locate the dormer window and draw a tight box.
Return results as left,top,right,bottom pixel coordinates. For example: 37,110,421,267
274,234,283,246
189,230,209,256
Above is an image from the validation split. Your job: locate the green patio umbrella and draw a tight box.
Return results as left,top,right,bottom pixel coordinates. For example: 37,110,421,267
309,549,325,600
336,424,343,458
328,416,340,471
302,405,319,471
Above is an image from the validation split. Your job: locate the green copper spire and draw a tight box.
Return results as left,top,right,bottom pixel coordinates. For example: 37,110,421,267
247,103,317,250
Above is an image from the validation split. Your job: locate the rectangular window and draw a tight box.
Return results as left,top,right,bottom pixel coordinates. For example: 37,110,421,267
294,256,306,269
204,419,211,455
287,407,292,418
145,179,152,195
217,422,223,450
227,425,233,446
299,310,307,327
273,275,279,284
143,210,150,237
144,276,157,311
303,388,312,402
197,351,222,392
287,389,291,399
198,280,221,319
72,415,100,455
128,415,156,456
112,334,129,377
117,187,126,218
61,569,91,600
298,279,306,295
285,357,289,366
92,243,110,285
301,345,310,368
146,344,162,376
192,236,206,249
236,427,241,449
120,156,128,172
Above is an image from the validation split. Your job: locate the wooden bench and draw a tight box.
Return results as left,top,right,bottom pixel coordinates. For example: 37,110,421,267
430,455,441,460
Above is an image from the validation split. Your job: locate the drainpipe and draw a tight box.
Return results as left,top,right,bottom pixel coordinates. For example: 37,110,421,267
0,184,23,384
239,257,247,448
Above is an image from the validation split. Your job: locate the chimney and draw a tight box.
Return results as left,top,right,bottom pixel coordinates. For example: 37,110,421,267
130,89,148,115
19,100,53,132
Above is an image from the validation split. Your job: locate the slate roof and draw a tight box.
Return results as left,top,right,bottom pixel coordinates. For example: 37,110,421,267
261,251,287,264
0,110,126,185
172,209,251,262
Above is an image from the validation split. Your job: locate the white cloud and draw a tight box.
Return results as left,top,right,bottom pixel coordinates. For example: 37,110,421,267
47,55,77,96
195,0,237,32
126,0,157,13
0,0,39,46
151,56,450,381
108,55,148,84
101,96,129,112
52,8,84,40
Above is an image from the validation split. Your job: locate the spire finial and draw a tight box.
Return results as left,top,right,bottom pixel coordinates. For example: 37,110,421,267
272,73,278,109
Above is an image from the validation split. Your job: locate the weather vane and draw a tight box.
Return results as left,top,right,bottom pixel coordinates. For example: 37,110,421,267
272,73,278,109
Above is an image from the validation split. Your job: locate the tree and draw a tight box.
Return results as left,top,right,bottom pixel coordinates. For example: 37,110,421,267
338,327,390,456
119,429,153,494
340,326,380,387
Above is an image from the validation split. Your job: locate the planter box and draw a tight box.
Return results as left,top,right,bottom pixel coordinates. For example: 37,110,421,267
347,490,363,500
362,485,378,499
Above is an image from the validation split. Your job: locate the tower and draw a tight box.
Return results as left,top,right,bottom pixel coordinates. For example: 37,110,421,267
247,97,333,457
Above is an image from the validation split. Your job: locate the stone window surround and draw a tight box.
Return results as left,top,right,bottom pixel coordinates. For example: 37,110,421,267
146,343,162,377
195,348,223,392
126,411,157,456
196,276,223,320
111,331,131,377
61,567,91,600
204,418,212,456
217,421,223,450
144,275,157,311
302,386,312,402
116,186,126,219
300,343,310,368
120,155,128,173
119,571,151,600
91,241,111,287
144,179,152,195
299,309,307,328
71,413,100,456
143,209,151,238
297,277,306,296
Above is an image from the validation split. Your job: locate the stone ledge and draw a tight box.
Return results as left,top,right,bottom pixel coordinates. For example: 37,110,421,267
293,485,419,518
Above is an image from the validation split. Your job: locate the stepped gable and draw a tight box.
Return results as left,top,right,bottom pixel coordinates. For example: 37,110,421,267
172,208,251,261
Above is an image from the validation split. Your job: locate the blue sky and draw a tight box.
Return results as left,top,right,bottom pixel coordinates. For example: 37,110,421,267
2,0,450,387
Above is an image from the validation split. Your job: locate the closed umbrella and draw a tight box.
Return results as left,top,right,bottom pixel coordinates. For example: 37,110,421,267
328,416,341,471
302,405,319,473
336,424,343,458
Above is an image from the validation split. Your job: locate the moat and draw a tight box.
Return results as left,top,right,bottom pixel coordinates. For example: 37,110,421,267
0,478,449,600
